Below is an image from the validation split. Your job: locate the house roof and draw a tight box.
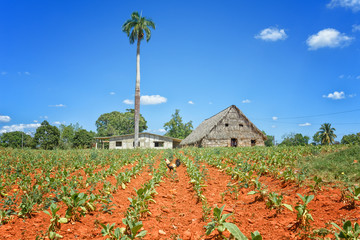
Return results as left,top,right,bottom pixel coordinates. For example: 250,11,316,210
94,132,182,143
180,105,266,146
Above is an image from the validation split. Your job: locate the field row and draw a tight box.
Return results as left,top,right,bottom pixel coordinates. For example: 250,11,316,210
0,146,359,239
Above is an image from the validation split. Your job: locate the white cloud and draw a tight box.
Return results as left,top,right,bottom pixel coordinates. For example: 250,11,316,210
109,92,116,95
123,99,134,105
49,104,66,107
255,27,287,41
339,74,345,79
323,91,346,99
242,99,251,103
307,28,353,50
158,129,166,133
141,95,167,105
299,122,311,127
209,102,213,105
53,121,61,125
123,95,167,105
0,123,41,134
349,93,357,98
24,72,31,75
272,116,278,121
0,115,11,122
188,101,194,104
327,0,360,11
1,71,7,75
40,116,48,119
33,120,38,123
272,125,276,128
353,24,360,32
357,75,360,79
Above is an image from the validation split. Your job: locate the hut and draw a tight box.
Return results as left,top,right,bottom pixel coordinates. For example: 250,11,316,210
180,105,266,147
95,132,181,149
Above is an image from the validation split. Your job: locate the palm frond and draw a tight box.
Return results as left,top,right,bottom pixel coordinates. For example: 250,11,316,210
131,11,140,20
144,27,151,41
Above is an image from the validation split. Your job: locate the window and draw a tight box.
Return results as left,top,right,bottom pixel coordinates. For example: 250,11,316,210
225,123,229,127
239,124,243,127
251,140,256,146
154,141,164,147
133,141,140,147
116,141,122,147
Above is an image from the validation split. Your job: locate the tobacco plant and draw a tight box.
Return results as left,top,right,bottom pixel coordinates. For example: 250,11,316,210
205,205,247,239
247,178,268,201
266,192,293,214
331,220,360,240
309,176,323,192
205,205,262,240
342,185,360,209
295,194,314,230
43,203,68,239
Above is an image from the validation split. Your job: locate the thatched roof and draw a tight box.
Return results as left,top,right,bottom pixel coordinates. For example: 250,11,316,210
180,105,266,146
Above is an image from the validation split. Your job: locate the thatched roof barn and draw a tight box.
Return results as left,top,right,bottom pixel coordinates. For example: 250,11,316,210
180,105,266,147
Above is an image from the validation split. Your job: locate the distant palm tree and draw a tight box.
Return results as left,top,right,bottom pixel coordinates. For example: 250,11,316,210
122,12,155,148
316,123,337,145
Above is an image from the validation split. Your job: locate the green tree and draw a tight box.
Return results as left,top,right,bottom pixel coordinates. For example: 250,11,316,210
341,133,360,145
312,132,321,145
33,120,60,150
316,123,336,145
122,11,155,148
0,131,34,148
262,131,274,146
95,109,147,137
59,123,82,149
73,129,95,149
280,133,309,146
163,109,193,139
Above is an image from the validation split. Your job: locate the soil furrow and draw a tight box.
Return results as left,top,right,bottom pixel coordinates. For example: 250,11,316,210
141,160,205,240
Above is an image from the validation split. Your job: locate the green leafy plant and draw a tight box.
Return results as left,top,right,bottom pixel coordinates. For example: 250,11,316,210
247,178,267,201
343,185,360,209
43,203,68,239
100,223,125,240
309,176,323,192
205,205,247,239
295,194,314,230
331,220,360,240
266,192,293,214
62,190,88,221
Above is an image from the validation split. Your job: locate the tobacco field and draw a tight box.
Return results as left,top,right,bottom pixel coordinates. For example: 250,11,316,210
0,146,359,239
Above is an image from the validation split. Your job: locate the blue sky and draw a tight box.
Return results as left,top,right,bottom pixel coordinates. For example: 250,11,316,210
1,0,360,143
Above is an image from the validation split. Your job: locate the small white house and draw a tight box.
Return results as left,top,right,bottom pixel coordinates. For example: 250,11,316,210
95,132,182,149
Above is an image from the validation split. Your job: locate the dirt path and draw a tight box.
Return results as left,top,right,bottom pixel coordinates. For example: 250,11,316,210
141,161,205,240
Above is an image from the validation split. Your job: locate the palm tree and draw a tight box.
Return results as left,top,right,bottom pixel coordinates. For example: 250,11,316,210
316,123,337,145
122,12,155,148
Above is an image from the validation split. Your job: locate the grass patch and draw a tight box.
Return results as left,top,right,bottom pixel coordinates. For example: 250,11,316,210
299,145,360,184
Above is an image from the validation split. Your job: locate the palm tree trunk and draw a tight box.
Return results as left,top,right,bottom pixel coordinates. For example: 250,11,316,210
134,39,141,148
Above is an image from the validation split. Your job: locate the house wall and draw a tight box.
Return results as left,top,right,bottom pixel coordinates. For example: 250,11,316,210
109,133,173,149
201,107,265,147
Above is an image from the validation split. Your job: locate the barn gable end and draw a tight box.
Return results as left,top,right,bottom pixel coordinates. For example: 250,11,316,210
180,105,266,147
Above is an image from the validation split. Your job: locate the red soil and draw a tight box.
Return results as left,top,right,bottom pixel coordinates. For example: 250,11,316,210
0,159,359,240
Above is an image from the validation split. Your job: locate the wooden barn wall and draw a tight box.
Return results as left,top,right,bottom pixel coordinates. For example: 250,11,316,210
202,108,265,147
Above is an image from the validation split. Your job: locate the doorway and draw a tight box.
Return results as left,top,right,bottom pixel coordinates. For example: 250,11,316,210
251,140,256,146
231,138,238,147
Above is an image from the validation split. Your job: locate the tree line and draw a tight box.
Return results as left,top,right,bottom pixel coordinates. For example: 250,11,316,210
2,111,359,149
264,123,357,146
0,109,192,150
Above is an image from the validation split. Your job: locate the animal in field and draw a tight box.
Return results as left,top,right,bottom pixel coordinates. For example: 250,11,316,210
164,158,181,171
